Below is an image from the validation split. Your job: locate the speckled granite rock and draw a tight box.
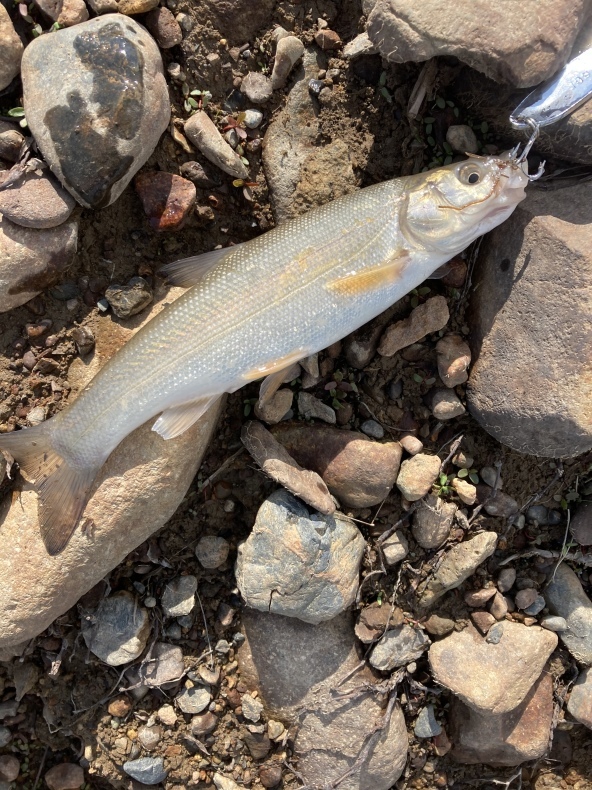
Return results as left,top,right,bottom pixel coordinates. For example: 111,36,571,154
21,14,170,209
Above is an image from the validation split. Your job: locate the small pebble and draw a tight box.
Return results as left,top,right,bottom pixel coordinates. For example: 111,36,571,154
430,388,465,420
267,719,285,740
298,391,336,424
396,453,441,501
452,477,476,505
343,31,378,59
176,685,211,714
161,575,197,617
524,595,546,616
105,277,153,319
0,171,76,229
254,389,293,425
381,530,409,566
486,622,504,644
388,378,403,400
515,588,539,610
400,434,423,455
27,406,46,426
241,694,264,722
243,109,263,129
540,615,568,632
360,419,384,439
470,610,496,634
446,124,478,154
82,591,149,666
0,726,10,747
489,591,508,620
308,79,324,95
44,764,85,790
497,567,516,592
143,6,182,48
240,72,273,104
135,171,196,231
191,711,218,736
0,755,20,782
184,111,248,179
464,587,496,607
527,504,549,524
314,29,341,49
414,704,442,738
71,325,95,356
108,695,132,718
424,614,455,637
481,466,502,489
482,489,518,518
138,725,161,751
259,763,283,788
157,704,177,726
123,757,167,785
195,535,230,569
271,35,304,89
436,334,471,387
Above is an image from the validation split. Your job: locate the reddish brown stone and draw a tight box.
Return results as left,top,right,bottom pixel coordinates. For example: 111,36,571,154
450,671,554,766
315,29,342,49
144,7,183,48
135,171,196,231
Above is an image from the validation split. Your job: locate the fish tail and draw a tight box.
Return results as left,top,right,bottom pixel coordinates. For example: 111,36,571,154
0,425,97,555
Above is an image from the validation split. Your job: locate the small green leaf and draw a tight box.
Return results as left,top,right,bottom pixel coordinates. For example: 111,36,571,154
418,286,431,295
380,86,393,103
443,142,453,156
187,97,199,109
332,398,342,410
19,117,27,128
379,71,387,87
243,402,251,417
446,100,455,107
7,106,25,117
457,468,469,478
424,377,436,386
190,89,202,96
410,296,419,308
453,107,460,117
436,96,446,109
350,382,358,393
439,473,448,486
469,472,479,485
481,121,489,134
427,136,436,147
425,123,433,135
412,373,423,383
443,155,453,165
424,116,435,124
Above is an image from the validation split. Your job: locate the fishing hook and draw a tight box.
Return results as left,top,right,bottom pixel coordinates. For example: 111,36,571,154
514,118,546,181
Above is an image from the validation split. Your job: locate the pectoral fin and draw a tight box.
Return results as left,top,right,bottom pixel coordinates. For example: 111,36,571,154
327,251,410,296
152,395,220,440
242,350,305,384
159,245,242,287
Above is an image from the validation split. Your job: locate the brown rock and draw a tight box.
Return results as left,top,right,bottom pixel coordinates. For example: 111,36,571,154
378,296,449,356
44,763,84,790
467,183,592,457
315,29,342,49
436,334,471,387
0,121,24,162
0,755,20,782
135,171,196,231
0,5,23,91
464,587,496,607
570,500,592,546
0,171,76,229
418,532,498,608
254,389,293,425
271,422,402,508
567,666,592,729
118,0,158,13
191,711,218,736
243,729,272,759
241,421,335,515
259,763,283,788
399,434,423,455
423,614,455,637
396,453,441,501
452,477,476,505
489,592,509,620
355,602,404,643
429,622,558,714
108,695,132,717
367,0,586,88
412,493,456,549
450,672,554,765
143,6,183,48
439,255,467,288
515,588,539,610
470,611,496,634
0,217,78,313
0,288,223,650
238,610,408,790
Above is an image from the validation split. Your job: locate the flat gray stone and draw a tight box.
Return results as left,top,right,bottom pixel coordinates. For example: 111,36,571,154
82,591,150,666
123,757,167,785
140,642,185,687
414,704,442,738
238,609,408,790
161,575,197,617
21,14,170,208
412,494,456,550
567,666,592,728
370,625,430,671
545,563,592,663
236,489,364,624
176,685,211,714
0,217,78,312
429,622,557,714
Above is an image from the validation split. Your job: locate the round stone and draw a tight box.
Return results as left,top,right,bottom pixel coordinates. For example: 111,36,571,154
195,535,230,569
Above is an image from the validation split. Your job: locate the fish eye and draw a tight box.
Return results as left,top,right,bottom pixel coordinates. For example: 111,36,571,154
457,163,483,186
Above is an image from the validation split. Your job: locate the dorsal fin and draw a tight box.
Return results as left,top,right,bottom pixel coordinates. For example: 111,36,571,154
159,245,242,287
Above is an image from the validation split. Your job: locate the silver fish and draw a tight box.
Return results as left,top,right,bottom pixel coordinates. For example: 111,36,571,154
0,152,530,554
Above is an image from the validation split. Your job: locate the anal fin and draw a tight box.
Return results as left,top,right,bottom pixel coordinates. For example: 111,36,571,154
152,395,220,440
327,251,410,296
159,244,242,287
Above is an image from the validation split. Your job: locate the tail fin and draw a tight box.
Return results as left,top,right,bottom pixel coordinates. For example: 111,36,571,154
0,425,97,555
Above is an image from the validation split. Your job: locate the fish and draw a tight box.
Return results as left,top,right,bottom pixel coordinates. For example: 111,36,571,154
0,151,531,555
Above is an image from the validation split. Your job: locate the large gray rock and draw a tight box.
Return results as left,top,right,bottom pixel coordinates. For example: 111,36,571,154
235,489,365,624
263,48,356,223
545,563,592,664
367,0,587,88
429,622,558,714
450,671,554,765
0,5,23,91
467,183,592,457
0,217,78,313
238,610,408,790
567,666,592,728
21,15,170,209
0,287,223,650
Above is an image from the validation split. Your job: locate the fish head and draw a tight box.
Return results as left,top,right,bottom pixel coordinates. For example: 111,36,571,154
402,152,530,253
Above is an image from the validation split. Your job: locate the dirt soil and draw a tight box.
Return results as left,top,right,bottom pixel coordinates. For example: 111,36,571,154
1,1,592,789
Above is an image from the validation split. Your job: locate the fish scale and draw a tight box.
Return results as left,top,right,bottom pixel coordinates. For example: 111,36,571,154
0,154,530,554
